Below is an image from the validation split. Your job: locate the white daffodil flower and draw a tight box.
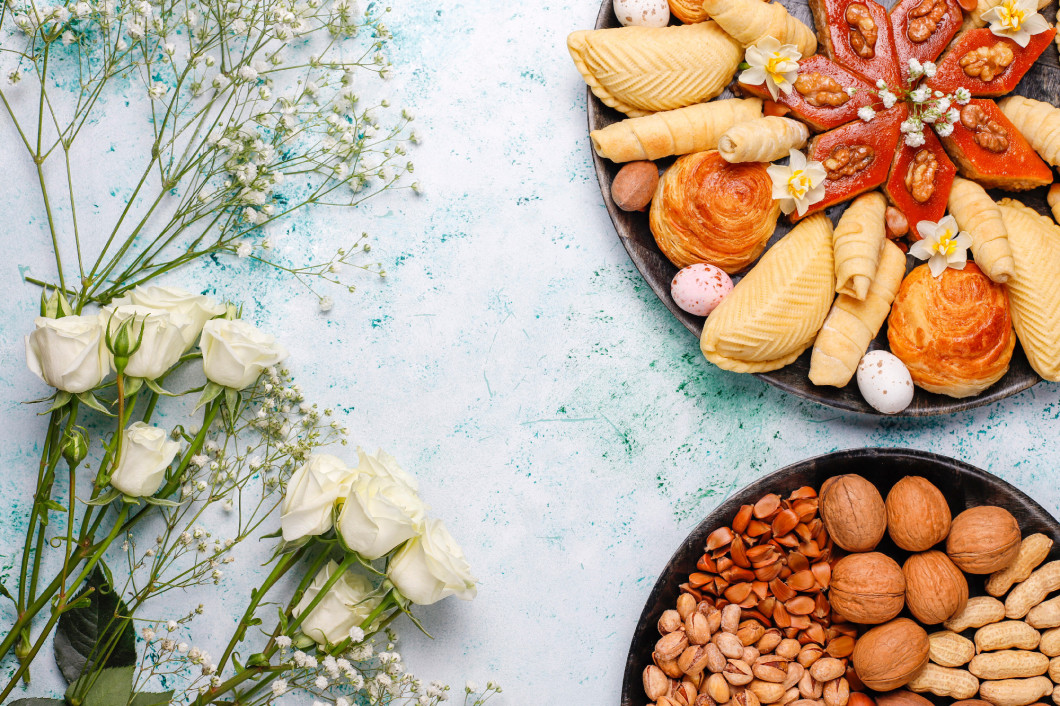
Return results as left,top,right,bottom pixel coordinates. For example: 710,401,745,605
982,0,1050,46
739,37,801,101
910,215,973,277
767,149,826,217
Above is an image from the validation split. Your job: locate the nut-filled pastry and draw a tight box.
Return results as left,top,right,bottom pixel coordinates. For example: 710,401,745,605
887,263,1015,398
650,150,780,272
567,23,742,117
591,99,763,163
997,198,1060,381
700,213,836,373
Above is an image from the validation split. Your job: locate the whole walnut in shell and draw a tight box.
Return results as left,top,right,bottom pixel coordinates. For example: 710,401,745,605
852,618,929,690
946,505,1021,574
819,474,887,552
886,476,951,551
903,550,968,624
874,691,934,706
830,552,906,624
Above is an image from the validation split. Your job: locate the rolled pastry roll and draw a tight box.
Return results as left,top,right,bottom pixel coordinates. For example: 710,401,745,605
591,99,763,163
947,177,1015,284
717,116,809,164
669,0,709,24
809,240,906,387
833,192,887,301
700,213,835,373
702,0,817,56
997,199,1060,381
999,96,1060,168
567,23,742,118
1048,184,1060,225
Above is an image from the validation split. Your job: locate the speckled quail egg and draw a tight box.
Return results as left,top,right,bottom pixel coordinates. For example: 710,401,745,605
670,263,733,317
613,0,670,27
857,350,915,414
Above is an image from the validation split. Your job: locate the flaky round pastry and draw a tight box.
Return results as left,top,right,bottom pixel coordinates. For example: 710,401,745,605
887,263,1015,398
668,0,709,23
650,151,780,273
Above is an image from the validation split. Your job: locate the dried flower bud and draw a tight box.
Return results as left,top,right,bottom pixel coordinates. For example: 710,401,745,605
659,610,683,635
707,672,731,703
657,631,690,662
686,612,711,645
721,604,742,633
724,659,754,686
644,665,671,701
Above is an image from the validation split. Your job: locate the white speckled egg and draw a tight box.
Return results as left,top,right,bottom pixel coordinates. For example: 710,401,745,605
671,264,733,317
613,0,670,27
857,350,915,415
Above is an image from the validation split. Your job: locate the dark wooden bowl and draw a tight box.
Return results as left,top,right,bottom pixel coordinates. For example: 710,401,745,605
587,0,1060,415
619,448,1060,705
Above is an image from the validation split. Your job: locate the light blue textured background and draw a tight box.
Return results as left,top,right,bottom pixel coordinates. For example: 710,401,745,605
2,1,1060,703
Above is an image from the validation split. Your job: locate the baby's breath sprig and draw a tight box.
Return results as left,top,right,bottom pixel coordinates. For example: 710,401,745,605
0,0,415,310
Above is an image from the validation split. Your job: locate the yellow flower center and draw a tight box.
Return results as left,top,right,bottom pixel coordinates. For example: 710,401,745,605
766,54,790,84
997,0,1026,31
935,229,957,256
787,170,811,199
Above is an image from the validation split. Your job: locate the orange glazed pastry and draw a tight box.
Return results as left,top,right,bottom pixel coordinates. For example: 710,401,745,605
928,28,1056,98
885,128,957,232
887,263,1015,398
938,99,1052,191
808,0,901,86
650,151,780,272
890,0,963,77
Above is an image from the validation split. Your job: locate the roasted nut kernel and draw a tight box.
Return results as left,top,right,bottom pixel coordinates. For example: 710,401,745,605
823,145,876,182
662,610,685,635
751,679,789,704
776,639,802,660
784,663,806,691
660,631,692,661
810,658,846,683
705,643,728,673
611,161,659,212
688,612,712,645
681,645,715,677
717,632,746,659
846,3,878,58
726,659,756,686
722,604,743,633
799,670,823,699
735,688,763,706
960,42,1015,82
907,0,948,43
959,105,1011,154
645,665,672,701
658,653,687,678
904,150,939,204
754,656,790,683
673,680,699,706
708,672,732,703
740,620,767,646
744,647,762,665
885,207,909,239
759,628,784,655
823,678,850,706
679,593,698,621
798,644,825,668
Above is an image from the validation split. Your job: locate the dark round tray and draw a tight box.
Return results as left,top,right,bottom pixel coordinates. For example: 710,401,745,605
587,0,1060,415
619,448,1060,705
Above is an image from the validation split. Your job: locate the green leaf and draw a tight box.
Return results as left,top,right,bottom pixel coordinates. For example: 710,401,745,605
0,580,15,604
142,496,180,507
64,666,134,706
224,387,239,414
130,691,174,706
196,381,224,409
43,498,67,513
54,566,136,685
10,698,65,705
142,378,176,397
75,392,113,416
81,488,121,506
43,391,73,414
122,376,144,397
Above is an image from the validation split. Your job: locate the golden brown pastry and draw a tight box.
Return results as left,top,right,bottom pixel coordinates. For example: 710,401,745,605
700,213,836,373
1049,184,1060,225
833,192,887,301
650,151,780,272
810,240,906,387
887,263,1015,398
717,116,810,164
999,96,1060,169
701,0,817,56
997,198,1060,381
591,99,763,163
567,23,742,118
947,177,1015,284
669,0,709,23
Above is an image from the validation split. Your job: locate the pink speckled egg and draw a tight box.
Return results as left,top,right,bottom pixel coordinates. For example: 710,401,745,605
670,264,733,317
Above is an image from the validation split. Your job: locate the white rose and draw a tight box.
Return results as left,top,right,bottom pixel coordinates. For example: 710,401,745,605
113,285,226,349
200,319,287,389
280,454,355,542
294,560,382,645
26,315,110,393
337,453,426,559
100,304,192,380
109,422,181,497
388,519,477,605
356,448,420,493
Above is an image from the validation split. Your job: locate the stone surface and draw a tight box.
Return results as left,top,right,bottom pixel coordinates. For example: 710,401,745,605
0,1,1059,703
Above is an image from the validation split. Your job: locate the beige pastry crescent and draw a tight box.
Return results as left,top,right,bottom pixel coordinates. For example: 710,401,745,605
809,241,907,388
669,0,709,23
701,0,817,56
999,96,1060,168
700,213,836,373
1048,184,1060,225
963,0,1049,29
833,192,887,301
591,99,763,163
997,199,1060,381
717,116,809,164
567,23,742,118
947,177,1015,284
